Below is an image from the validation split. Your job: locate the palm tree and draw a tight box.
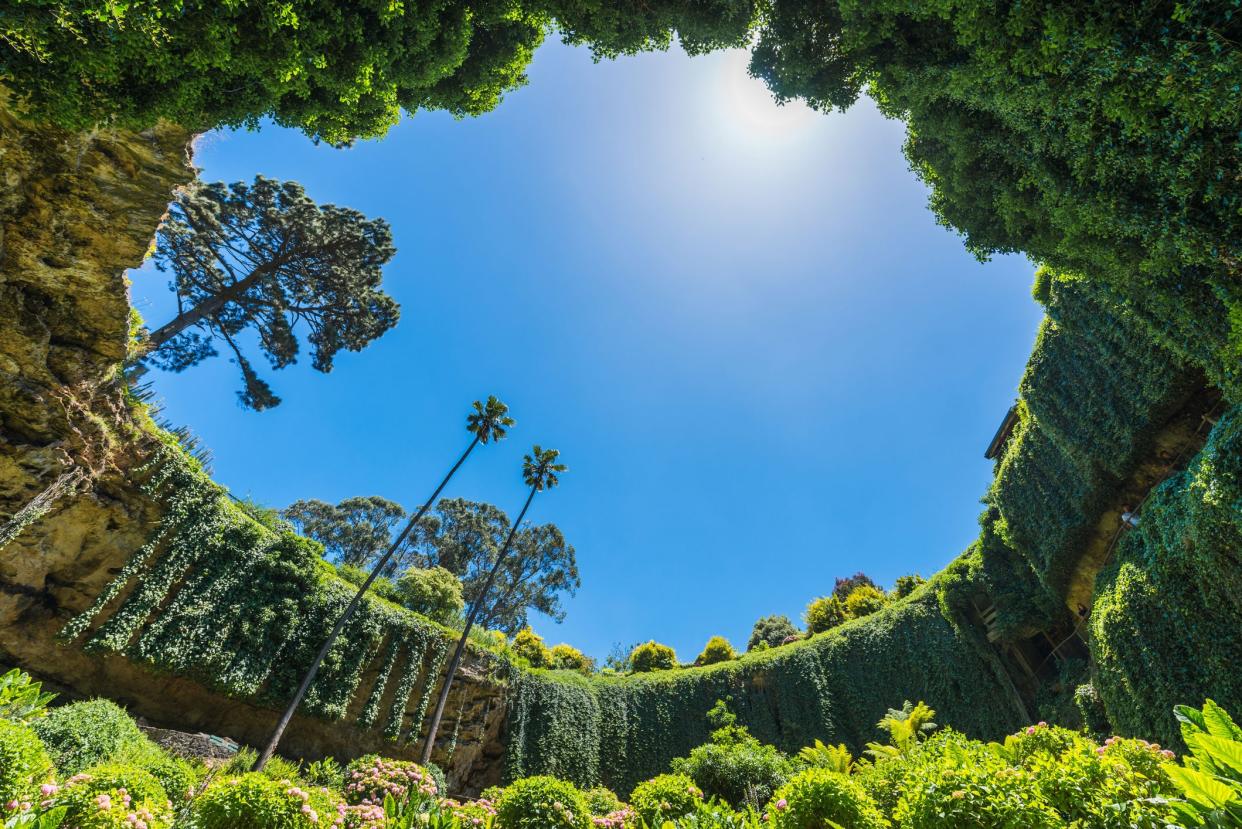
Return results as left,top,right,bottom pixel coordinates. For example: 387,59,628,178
420,445,566,764
254,396,513,770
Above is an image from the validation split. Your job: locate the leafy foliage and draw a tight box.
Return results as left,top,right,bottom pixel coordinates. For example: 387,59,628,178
842,585,886,620
802,596,846,635
767,768,886,829
31,702,145,777
746,616,799,652
694,638,736,667
628,774,701,826
670,701,794,808
513,629,555,669
283,497,408,569
629,643,677,674
342,756,438,810
395,567,465,625
0,720,52,806
189,773,341,829
49,764,173,829
0,672,54,726
1167,700,1242,826
1090,405,1242,748
494,775,590,829
550,645,595,676
146,177,398,410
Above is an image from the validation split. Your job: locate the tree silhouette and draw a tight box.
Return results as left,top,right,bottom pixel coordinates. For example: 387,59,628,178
254,396,513,770
421,445,566,763
144,176,398,410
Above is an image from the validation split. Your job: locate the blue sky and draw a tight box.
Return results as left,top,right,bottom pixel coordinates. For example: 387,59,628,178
130,41,1043,662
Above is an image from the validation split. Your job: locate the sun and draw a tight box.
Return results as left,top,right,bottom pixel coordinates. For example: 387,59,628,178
716,49,819,139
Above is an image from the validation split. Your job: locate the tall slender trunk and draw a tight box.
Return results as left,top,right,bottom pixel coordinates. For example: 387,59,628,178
420,485,537,765
146,264,275,349
254,434,481,770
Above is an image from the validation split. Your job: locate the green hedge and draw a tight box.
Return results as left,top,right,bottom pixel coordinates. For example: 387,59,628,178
989,277,1198,596
1089,404,1242,748
59,441,470,747
506,589,1024,794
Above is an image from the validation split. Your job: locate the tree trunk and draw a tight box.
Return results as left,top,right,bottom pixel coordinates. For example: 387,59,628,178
420,485,537,765
0,467,86,551
146,264,275,349
253,434,481,770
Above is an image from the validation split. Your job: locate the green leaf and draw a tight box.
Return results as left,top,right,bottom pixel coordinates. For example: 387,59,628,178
1202,700,1242,741
1190,733,1242,782
1167,764,1241,809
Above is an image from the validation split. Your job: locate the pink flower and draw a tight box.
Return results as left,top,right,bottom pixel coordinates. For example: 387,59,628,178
775,798,788,812
39,784,57,797
5,800,18,811
1026,726,1036,735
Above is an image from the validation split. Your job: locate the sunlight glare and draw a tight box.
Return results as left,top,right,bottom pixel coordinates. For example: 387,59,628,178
715,50,818,140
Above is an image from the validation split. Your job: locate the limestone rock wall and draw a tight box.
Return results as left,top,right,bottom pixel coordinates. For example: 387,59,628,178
0,103,508,794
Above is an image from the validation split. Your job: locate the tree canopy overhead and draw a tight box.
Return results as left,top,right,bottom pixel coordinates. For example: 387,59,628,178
1,0,754,144
145,176,398,410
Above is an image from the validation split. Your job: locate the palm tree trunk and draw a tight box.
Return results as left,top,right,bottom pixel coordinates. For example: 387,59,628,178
420,485,537,765
254,434,481,770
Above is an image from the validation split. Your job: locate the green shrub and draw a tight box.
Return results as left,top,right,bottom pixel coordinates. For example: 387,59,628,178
672,700,793,808
110,738,201,803
513,629,554,670
843,585,887,619
190,773,341,829
891,574,925,600
1167,699,1242,826
629,642,677,674
495,775,590,829
424,763,447,800
583,786,623,816
550,644,594,675
628,774,701,826
395,567,464,625
32,700,145,775
803,596,846,635
343,755,438,808
336,563,400,604
0,669,55,725
0,719,53,806
747,616,799,651
694,637,737,667
767,768,886,829
303,757,344,790
52,763,173,829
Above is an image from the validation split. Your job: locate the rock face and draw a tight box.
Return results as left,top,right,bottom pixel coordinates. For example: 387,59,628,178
0,102,507,794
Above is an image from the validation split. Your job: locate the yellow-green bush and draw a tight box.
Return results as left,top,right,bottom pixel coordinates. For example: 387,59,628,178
767,768,886,829
803,597,846,635
495,775,590,829
32,700,145,776
513,628,554,669
628,774,701,826
695,637,736,666
843,586,886,620
190,773,341,829
0,720,52,807
629,642,676,674
52,763,173,829
551,644,594,675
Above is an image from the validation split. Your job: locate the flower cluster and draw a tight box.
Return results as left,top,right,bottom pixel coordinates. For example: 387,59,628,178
343,757,438,810
442,797,497,826
590,805,635,828
1099,735,1176,761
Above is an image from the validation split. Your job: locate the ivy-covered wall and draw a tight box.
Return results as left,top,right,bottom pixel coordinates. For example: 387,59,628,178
506,586,1026,794
1089,404,1242,749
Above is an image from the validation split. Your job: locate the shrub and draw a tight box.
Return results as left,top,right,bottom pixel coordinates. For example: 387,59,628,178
832,572,878,600
843,585,887,619
395,567,464,625
342,756,438,808
695,637,737,667
0,719,53,806
803,596,846,635
672,700,793,808
891,574,925,600
304,758,344,790
190,773,341,829
550,644,595,675
747,616,799,651
583,786,622,816
33,700,145,775
0,669,55,725
110,738,201,803
424,763,447,800
336,564,400,604
495,775,590,829
52,763,173,829
767,768,886,829
628,774,701,826
513,629,554,669
629,642,676,674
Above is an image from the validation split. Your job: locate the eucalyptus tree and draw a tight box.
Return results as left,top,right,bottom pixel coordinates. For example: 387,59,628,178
254,396,513,770
282,496,409,569
144,176,398,409
420,445,566,763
